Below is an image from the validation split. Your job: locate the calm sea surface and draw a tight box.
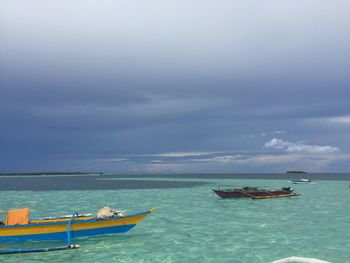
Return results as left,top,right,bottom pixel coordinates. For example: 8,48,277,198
0,173,349,262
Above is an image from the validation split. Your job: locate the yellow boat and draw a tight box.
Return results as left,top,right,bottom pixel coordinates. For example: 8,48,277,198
0,207,156,243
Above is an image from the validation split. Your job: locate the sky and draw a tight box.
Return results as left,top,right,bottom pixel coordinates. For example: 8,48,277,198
1,0,350,173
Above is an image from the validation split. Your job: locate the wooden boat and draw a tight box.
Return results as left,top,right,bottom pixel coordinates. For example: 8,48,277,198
212,185,300,199
0,207,156,243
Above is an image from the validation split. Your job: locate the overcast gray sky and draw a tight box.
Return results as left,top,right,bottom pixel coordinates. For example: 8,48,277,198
1,0,350,173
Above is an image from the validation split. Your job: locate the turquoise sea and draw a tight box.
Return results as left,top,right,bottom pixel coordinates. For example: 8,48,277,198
0,174,349,262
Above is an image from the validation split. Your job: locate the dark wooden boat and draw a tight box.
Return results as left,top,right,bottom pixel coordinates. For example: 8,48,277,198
212,185,300,199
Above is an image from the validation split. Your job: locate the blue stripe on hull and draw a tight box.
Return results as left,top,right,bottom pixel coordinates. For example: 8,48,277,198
0,224,136,242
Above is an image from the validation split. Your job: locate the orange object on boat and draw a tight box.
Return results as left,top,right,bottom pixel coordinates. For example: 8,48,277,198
5,208,29,225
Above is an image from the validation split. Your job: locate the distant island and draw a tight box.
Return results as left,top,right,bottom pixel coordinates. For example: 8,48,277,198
286,171,307,174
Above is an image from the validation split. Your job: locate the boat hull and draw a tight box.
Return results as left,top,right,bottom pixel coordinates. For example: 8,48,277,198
0,210,151,242
213,190,297,199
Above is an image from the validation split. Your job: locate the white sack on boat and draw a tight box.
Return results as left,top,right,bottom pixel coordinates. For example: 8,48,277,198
114,210,126,217
96,207,114,219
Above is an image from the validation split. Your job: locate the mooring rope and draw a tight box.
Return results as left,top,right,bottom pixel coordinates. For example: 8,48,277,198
150,214,195,225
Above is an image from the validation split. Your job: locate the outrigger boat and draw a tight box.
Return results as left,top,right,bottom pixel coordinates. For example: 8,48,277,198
213,185,300,199
0,207,156,254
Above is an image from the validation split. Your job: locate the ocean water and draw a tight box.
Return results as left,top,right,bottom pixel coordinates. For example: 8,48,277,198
0,174,349,263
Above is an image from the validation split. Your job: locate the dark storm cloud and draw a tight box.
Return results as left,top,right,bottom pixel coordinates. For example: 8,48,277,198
1,0,350,172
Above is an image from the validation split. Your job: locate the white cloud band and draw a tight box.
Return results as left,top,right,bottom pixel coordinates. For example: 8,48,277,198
264,138,339,154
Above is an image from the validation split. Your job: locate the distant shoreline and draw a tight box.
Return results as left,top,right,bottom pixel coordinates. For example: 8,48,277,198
0,172,103,176
0,172,349,180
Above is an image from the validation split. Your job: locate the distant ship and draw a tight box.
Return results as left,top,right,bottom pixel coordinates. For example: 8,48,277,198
291,178,315,184
286,171,307,174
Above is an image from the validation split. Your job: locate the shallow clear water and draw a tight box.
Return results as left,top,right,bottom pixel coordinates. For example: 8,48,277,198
0,178,349,263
